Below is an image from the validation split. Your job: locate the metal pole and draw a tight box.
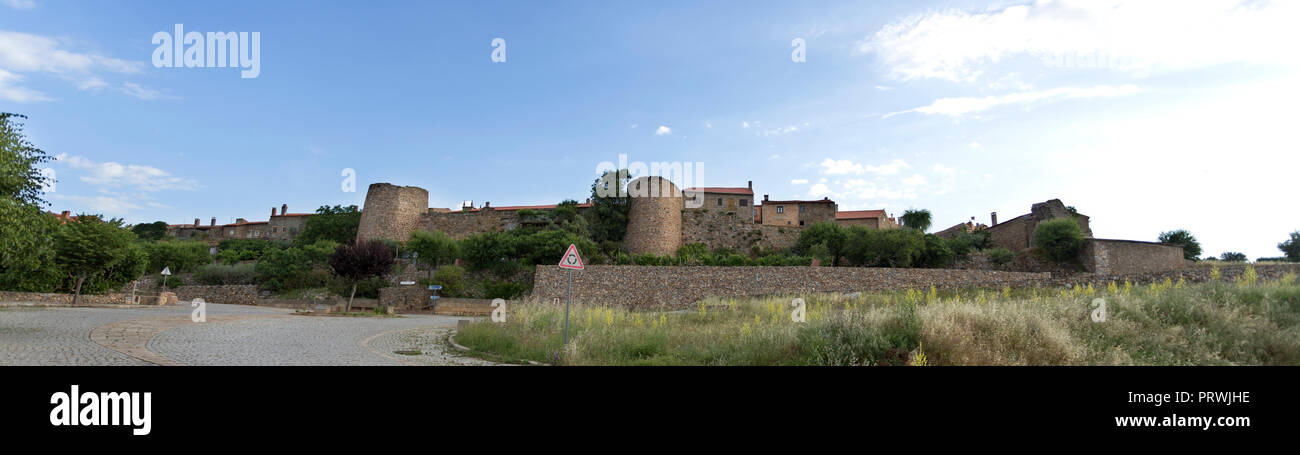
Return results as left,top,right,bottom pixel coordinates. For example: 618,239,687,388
564,268,572,346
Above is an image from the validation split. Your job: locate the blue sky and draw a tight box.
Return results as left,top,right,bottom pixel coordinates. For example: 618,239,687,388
2,0,1297,259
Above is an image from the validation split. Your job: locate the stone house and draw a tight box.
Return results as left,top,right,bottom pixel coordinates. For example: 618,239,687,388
684,182,754,219
757,196,837,227
835,210,898,229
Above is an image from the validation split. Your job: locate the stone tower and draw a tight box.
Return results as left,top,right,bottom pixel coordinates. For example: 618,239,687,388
356,183,429,244
624,176,684,256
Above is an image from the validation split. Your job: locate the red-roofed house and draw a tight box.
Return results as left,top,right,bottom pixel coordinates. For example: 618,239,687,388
684,181,755,219
835,209,899,229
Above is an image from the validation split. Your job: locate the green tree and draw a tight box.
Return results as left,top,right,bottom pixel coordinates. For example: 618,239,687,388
1158,229,1202,260
407,230,460,275
54,215,138,304
584,169,631,244
0,113,60,291
143,240,211,273
131,221,169,241
899,209,932,232
1034,218,1086,263
328,240,395,311
296,205,361,245
1219,252,1247,262
796,221,848,266
1279,231,1300,262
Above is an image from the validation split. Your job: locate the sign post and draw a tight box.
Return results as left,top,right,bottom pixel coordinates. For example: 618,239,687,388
160,266,172,289
557,243,585,346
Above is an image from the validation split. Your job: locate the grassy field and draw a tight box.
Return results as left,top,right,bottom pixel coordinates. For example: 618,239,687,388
454,269,1300,366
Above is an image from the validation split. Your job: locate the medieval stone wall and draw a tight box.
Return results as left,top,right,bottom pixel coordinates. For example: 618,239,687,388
533,265,1051,308
420,209,517,239
681,209,799,252
356,183,429,243
1083,239,1187,276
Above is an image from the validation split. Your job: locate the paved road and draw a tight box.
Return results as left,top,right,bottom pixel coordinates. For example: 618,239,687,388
0,303,493,366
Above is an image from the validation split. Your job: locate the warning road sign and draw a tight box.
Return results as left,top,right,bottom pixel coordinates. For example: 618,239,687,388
558,244,584,270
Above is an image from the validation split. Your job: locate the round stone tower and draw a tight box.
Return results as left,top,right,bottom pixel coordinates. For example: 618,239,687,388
624,176,684,256
356,183,429,244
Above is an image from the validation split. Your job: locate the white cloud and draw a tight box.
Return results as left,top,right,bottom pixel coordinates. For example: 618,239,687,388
885,85,1139,118
741,121,752,129
0,29,152,101
790,179,809,185
968,141,981,149
49,194,143,214
864,159,910,175
57,154,199,192
858,0,1300,82
808,183,832,198
2,0,35,10
654,125,672,136
901,174,928,186
120,82,160,100
0,68,51,102
704,121,712,128
819,158,862,175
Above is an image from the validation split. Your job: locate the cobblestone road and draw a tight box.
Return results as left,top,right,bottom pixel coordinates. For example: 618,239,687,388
0,303,492,366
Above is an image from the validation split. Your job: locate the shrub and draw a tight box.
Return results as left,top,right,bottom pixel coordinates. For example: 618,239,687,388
796,221,848,266
1220,252,1247,262
919,234,955,268
1158,229,1202,260
327,276,389,299
1033,218,1085,263
430,265,467,297
1279,231,1300,262
255,245,333,291
144,240,211,273
946,230,992,257
988,248,1015,265
484,279,529,300
843,227,926,268
216,238,284,264
194,263,257,285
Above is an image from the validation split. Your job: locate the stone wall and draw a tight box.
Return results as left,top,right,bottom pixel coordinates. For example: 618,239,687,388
681,209,799,252
172,285,258,305
356,183,429,243
379,285,431,311
533,265,1050,308
0,292,131,305
1082,239,1187,276
988,199,1092,252
420,209,516,239
624,177,684,255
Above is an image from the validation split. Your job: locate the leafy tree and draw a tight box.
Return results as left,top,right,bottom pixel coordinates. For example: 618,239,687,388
796,221,848,266
0,113,60,291
919,234,955,268
1033,218,1086,263
54,215,138,304
1279,231,1300,262
1219,252,1247,262
328,240,395,311
1158,229,1202,260
899,209,932,232
407,230,460,274
584,169,631,244
131,221,169,241
143,240,211,273
296,205,361,245
843,226,926,268
253,241,335,292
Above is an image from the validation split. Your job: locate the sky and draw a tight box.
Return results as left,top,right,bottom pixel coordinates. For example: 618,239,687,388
2,0,1297,259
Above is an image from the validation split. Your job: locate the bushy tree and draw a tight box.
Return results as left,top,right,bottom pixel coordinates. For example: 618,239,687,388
131,221,169,241
843,226,927,268
296,205,361,245
899,209,932,232
1033,218,1086,263
254,240,336,291
1158,229,1201,260
1219,252,1247,262
144,240,211,273
796,221,848,266
1279,231,1300,262
0,113,60,291
408,230,460,271
328,240,395,311
54,215,139,304
584,169,631,244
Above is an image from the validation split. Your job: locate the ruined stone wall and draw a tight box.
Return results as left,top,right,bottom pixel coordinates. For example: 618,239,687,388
1083,239,1187,276
681,209,799,252
624,177,684,255
533,265,1051,308
420,209,517,239
356,183,429,243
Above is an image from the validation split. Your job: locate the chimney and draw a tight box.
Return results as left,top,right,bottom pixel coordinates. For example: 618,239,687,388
211,217,216,226
272,207,278,217
194,218,200,226
484,201,491,208
991,212,998,226
236,218,247,224
747,180,753,191
763,194,769,202
281,203,288,215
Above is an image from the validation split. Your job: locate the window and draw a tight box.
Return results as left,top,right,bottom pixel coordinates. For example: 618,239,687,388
799,205,806,213
717,198,723,206
799,220,805,226
776,206,784,213
739,199,747,206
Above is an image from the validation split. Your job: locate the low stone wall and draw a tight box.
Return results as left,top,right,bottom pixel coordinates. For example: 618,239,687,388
0,291,131,305
1083,239,1187,276
379,285,431,311
1056,263,1300,287
533,265,1051,308
171,285,258,305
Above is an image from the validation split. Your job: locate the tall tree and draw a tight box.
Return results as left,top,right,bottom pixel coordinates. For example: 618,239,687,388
1280,231,1300,263
296,205,361,245
328,240,395,312
1158,229,1202,260
796,221,848,266
899,209,933,232
407,230,460,275
131,221,170,241
0,113,60,291
584,169,631,244
54,215,138,305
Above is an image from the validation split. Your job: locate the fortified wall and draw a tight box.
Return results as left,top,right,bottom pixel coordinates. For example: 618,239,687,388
355,183,430,243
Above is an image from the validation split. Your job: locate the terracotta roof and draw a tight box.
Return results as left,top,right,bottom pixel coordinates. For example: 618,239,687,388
273,213,313,217
222,221,268,227
762,199,836,205
464,203,593,212
836,210,888,220
685,187,754,195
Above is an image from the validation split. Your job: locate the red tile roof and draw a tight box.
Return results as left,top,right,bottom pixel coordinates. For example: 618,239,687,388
463,202,593,212
836,210,889,220
685,187,754,195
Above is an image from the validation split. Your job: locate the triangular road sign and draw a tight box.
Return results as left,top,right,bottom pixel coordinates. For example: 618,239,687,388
558,244,584,270
160,267,172,276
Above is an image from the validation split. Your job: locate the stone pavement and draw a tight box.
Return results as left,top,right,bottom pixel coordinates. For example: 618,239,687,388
0,302,494,366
